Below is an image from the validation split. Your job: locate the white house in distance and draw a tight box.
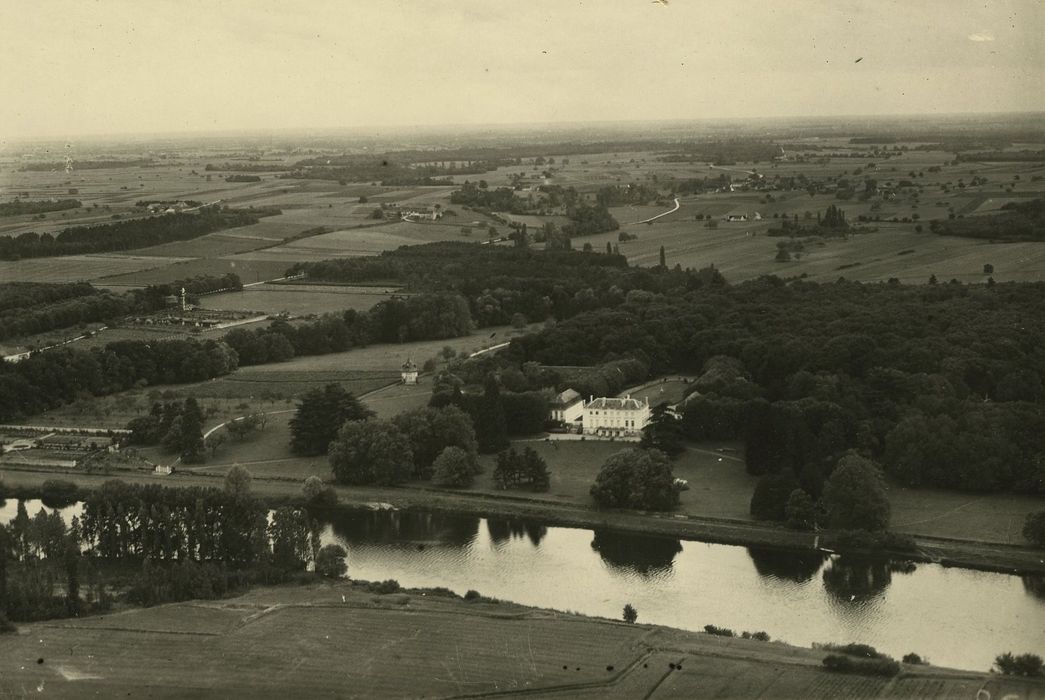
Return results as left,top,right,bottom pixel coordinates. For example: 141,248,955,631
549,389,584,428
582,395,651,439
401,359,419,385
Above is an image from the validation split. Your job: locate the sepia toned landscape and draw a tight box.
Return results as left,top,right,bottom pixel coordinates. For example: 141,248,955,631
2,1,1044,698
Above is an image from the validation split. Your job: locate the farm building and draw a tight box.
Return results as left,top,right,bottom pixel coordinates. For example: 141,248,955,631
549,389,584,429
401,207,442,221
582,395,650,439
401,359,419,385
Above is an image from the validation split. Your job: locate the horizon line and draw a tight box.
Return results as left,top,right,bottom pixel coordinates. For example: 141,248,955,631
4,108,1044,146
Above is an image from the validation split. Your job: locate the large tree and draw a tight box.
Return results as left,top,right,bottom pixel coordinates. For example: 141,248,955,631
493,446,550,492
392,406,477,478
590,448,679,511
328,419,414,486
268,506,311,571
431,446,479,488
640,405,686,457
290,384,373,456
750,470,800,521
474,376,509,454
1023,510,1045,547
822,454,891,531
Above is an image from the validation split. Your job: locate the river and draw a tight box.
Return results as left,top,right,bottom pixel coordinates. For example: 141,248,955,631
3,499,1042,672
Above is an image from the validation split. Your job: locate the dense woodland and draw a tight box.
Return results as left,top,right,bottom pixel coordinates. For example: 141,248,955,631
223,292,472,365
507,277,1045,495
0,338,237,421
0,290,134,342
0,199,81,217
288,242,722,327
0,206,278,260
931,198,1045,241
0,274,241,343
2,240,1044,502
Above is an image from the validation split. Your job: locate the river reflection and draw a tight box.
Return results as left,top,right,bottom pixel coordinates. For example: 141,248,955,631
325,509,480,547
590,530,682,577
487,519,547,547
747,546,827,583
1022,574,1045,601
2,500,1042,672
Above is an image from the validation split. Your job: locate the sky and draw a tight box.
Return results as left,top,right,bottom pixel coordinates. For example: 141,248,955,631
1,0,1042,139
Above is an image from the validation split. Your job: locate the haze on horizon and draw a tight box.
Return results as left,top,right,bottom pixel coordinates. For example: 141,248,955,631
1,0,1043,141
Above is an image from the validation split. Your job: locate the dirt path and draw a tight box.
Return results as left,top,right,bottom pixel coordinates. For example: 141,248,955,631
626,198,680,225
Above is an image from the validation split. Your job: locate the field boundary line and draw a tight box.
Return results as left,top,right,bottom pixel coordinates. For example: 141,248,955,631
444,648,656,699
40,623,222,637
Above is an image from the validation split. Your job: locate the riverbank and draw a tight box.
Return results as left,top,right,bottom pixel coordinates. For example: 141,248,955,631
2,465,1044,575
2,577,1038,698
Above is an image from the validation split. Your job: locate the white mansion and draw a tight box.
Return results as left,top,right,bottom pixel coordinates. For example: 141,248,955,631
549,390,651,439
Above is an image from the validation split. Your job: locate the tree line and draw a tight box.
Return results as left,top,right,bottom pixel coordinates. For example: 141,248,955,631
287,241,723,329
0,199,82,217
0,477,349,624
930,198,1045,242
0,206,279,260
286,382,550,491
0,290,134,342
0,338,238,422
223,293,472,366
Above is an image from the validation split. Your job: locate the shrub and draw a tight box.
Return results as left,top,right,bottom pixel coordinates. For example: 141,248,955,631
302,476,338,507
822,654,900,677
623,604,637,623
314,544,348,578
741,631,771,642
1023,510,1045,547
704,624,735,637
785,489,818,530
431,446,478,488
366,579,402,595
464,589,482,602
994,652,1044,677
39,479,80,508
902,653,926,665
750,471,799,521
223,465,253,498
839,643,879,658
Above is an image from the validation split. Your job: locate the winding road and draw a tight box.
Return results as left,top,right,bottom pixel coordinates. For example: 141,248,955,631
628,197,680,225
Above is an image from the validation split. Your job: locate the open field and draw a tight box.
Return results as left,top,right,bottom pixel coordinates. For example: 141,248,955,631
0,254,190,283
198,283,397,316
96,256,294,286
0,578,1032,699
890,487,1045,545
469,439,753,518
242,324,526,373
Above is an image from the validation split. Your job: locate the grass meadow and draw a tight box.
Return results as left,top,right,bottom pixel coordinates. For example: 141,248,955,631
0,579,1024,698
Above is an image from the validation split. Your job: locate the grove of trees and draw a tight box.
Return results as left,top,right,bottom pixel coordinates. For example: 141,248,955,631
0,206,279,260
